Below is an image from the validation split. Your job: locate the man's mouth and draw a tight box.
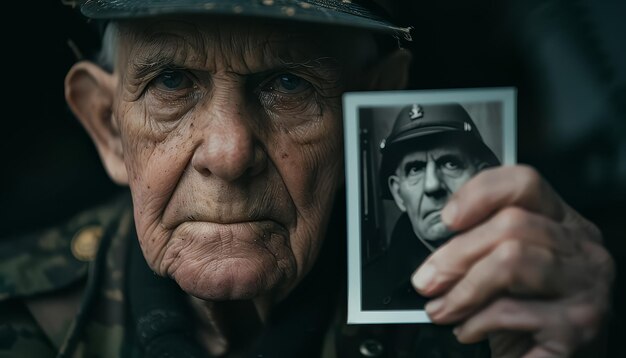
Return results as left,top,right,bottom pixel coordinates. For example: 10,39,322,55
422,209,443,223
168,213,289,234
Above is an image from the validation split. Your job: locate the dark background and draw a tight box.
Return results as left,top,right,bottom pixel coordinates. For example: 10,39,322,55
1,0,624,356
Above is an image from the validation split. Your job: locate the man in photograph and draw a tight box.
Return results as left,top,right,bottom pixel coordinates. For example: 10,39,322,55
363,103,500,310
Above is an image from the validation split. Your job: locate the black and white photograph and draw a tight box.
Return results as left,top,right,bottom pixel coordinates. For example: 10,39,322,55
344,88,516,324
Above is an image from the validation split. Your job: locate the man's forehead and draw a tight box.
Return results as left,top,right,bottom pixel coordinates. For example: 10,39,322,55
117,16,365,71
399,144,466,162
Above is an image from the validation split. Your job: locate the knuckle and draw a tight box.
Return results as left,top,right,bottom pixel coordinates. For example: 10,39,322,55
581,218,603,242
593,243,615,272
564,210,604,244
516,165,543,191
495,243,528,291
527,248,559,294
536,245,556,265
493,298,518,314
566,304,604,341
542,220,564,246
494,240,525,268
450,279,478,309
496,206,532,239
582,240,616,283
496,207,529,233
490,298,521,327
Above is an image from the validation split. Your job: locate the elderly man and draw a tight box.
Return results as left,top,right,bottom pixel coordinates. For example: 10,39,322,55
363,103,501,311
0,0,613,357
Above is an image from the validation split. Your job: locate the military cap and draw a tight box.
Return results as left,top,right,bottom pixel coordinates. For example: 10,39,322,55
75,0,412,40
379,103,500,198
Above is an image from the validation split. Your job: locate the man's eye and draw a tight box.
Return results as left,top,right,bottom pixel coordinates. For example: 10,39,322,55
408,166,421,175
441,158,465,172
267,73,311,94
152,70,194,91
443,160,460,170
405,163,425,177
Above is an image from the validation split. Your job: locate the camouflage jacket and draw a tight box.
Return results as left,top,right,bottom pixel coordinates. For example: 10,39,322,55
0,193,133,358
0,193,489,358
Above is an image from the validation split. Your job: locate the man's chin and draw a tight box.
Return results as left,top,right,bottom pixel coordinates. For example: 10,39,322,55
170,257,289,301
421,223,454,243
153,221,298,301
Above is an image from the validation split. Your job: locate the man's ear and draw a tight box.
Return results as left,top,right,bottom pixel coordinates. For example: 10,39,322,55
65,61,128,185
365,48,412,90
388,175,407,212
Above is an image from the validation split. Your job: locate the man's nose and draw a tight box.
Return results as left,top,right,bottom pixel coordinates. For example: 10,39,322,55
191,98,266,182
423,160,444,195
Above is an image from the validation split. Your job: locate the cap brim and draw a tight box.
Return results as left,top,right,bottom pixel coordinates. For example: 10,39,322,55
389,126,460,145
81,0,412,40
385,127,500,163
380,129,501,199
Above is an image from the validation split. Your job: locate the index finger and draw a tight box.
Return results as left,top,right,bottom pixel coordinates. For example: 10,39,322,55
441,165,566,231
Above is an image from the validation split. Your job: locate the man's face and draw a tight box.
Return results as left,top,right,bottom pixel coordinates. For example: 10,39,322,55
388,142,480,243
110,17,374,302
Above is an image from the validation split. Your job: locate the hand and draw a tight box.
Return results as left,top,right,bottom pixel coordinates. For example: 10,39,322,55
411,165,615,358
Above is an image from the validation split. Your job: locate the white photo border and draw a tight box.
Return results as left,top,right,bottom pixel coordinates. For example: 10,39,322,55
342,88,517,324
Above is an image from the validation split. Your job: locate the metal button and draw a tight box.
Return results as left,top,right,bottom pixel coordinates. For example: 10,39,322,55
71,226,103,261
359,339,384,357
382,296,391,305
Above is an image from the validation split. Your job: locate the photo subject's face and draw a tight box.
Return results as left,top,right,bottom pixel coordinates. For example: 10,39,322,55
393,144,479,242
112,18,369,302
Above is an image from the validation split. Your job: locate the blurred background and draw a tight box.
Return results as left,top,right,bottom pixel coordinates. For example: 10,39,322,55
1,0,624,356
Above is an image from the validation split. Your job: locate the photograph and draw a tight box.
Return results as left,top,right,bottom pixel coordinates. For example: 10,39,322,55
344,88,516,324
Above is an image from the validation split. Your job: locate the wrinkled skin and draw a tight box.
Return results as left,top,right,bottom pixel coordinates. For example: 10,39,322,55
412,165,615,357
388,143,481,243
109,18,376,303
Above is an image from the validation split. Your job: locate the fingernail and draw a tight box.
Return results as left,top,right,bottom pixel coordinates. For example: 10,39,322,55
412,264,436,292
441,201,457,226
425,298,444,316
